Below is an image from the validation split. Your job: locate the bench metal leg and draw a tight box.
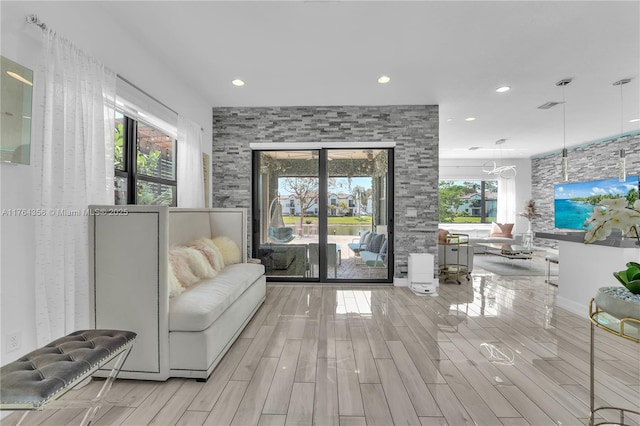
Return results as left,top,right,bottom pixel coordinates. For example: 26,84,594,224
81,343,134,425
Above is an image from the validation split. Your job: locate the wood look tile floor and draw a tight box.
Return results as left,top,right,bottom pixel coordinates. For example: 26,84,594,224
5,270,639,426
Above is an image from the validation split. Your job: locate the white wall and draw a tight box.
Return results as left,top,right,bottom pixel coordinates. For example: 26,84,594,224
0,1,213,365
439,158,532,234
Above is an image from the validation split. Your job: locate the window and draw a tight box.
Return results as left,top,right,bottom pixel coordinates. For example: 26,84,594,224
439,180,497,223
114,111,177,206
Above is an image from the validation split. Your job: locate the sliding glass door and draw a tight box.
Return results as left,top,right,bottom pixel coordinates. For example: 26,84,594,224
252,148,393,283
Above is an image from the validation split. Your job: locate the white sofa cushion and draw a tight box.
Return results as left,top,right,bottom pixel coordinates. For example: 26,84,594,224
169,263,265,332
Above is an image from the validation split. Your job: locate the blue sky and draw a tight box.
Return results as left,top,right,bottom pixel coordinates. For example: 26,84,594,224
554,176,638,200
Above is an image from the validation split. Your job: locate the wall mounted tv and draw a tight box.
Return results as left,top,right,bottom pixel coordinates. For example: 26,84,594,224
554,176,639,230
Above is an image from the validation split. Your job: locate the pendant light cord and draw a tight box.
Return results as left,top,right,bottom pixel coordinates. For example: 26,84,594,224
562,84,566,151
619,81,624,142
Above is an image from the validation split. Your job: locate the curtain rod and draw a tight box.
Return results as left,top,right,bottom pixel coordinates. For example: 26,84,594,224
26,14,205,131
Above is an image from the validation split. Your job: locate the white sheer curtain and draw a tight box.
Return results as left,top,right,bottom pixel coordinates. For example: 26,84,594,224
32,29,116,345
177,115,204,207
497,177,516,223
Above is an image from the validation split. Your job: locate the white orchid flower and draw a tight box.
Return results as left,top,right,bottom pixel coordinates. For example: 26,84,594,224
601,198,627,209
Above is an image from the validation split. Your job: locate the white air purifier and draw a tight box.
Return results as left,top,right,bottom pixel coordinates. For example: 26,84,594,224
408,253,438,296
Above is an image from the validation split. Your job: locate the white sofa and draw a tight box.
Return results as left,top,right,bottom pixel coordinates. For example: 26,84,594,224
89,206,266,381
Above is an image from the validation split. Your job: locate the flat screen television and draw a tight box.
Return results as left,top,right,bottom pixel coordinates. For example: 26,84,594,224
554,176,639,230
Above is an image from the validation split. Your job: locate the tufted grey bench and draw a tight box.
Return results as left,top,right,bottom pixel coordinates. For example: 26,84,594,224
0,329,136,425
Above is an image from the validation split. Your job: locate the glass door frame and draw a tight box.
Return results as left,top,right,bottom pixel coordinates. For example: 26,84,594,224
251,148,394,284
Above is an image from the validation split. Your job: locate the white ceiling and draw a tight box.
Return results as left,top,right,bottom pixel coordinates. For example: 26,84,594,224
3,1,639,160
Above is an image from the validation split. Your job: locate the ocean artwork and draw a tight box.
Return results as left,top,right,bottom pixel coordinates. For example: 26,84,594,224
554,176,639,230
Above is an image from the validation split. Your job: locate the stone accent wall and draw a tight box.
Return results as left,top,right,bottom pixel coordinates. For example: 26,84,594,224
531,133,640,248
212,105,439,277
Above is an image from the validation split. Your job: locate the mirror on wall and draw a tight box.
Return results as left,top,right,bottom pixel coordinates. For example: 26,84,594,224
1,56,33,165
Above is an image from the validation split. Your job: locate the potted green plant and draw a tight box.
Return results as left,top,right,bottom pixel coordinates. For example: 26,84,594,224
613,262,640,294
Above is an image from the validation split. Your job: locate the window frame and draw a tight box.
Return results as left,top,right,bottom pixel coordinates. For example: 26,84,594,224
438,179,497,224
114,113,178,206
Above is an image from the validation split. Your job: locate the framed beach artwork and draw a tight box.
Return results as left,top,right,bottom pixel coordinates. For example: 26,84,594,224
554,176,639,230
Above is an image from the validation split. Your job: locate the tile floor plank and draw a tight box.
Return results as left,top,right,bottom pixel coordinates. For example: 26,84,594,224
258,414,286,426
437,360,502,425
263,339,302,414
203,381,249,426
350,325,381,383
231,358,279,426
335,340,365,416
427,383,475,426
189,338,251,411
374,358,421,424
285,382,314,426
232,325,276,381
121,378,183,426
314,357,339,426
175,410,209,426
386,340,442,416
149,379,203,425
360,383,394,426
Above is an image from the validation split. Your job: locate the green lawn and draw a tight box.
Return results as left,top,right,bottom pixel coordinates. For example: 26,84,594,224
283,216,372,225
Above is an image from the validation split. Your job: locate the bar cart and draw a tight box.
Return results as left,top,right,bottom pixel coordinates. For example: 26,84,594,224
439,233,471,284
588,298,640,426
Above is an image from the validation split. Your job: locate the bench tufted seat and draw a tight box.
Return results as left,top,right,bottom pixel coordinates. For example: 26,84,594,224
0,329,136,411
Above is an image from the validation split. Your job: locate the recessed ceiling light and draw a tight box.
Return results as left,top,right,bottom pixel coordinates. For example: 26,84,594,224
629,118,640,123
496,86,511,93
465,117,476,121
232,79,245,87
377,75,391,84
446,118,453,122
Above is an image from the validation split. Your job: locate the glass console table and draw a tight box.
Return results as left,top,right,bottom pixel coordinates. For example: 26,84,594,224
588,299,640,426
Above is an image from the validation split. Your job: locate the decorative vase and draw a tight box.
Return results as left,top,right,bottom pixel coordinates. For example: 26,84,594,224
594,286,640,320
522,221,533,250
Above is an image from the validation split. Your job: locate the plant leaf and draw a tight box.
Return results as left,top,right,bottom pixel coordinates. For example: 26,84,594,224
614,271,629,285
624,280,640,294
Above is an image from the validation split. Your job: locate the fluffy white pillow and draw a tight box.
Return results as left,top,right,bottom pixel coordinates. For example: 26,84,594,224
212,236,242,265
167,264,184,298
169,247,200,288
184,246,217,279
190,238,225,271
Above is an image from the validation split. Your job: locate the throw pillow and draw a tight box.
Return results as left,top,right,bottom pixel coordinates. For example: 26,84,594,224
490,222,514,238
367,234,385,253
167,264,184,298
379,240,388,259
190,239,225,271
438,229,450,243
359,231,371,245
168,247,200,288
362,232,375,247
213,236,242,265
187,246,217,279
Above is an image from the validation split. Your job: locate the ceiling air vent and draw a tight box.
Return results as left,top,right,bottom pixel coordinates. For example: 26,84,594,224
538,101,564,110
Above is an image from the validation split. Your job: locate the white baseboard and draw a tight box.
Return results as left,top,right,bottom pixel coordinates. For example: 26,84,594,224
394,277,409,287
555,296,588,318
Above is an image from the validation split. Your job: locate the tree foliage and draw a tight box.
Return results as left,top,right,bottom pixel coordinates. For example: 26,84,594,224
438,180,495,223
283,177,319,226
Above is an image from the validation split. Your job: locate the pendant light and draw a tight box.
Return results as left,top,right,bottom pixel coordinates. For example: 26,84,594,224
557,78,572,182
613,78,631,182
